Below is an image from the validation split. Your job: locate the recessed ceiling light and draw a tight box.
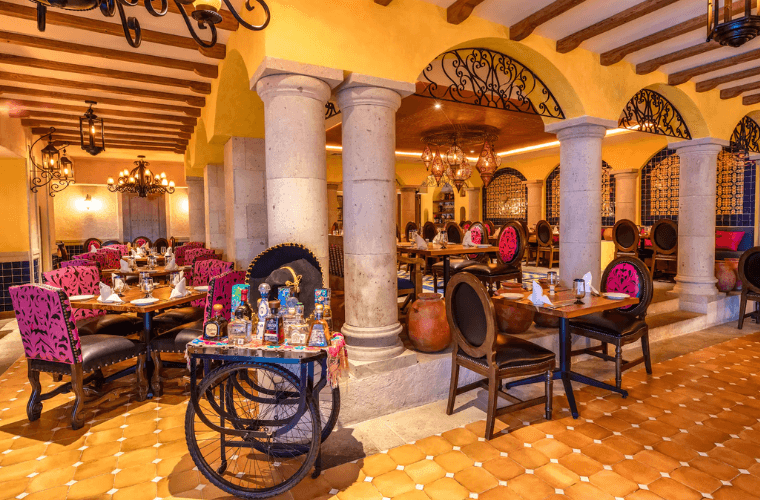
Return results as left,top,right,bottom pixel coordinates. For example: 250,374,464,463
434,103,441,109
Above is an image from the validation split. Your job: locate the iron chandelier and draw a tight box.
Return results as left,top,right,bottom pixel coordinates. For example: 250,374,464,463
107,155,176,197
29,0,270,49
708,0,760,47
80,101,105,156
29,127,75,196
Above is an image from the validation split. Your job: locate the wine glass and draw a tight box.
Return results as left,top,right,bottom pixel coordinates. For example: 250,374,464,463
160,246,167,255
441,231,448,248
143,278,154,298
170,272,180,289
547,271,558,296
573,279,585,304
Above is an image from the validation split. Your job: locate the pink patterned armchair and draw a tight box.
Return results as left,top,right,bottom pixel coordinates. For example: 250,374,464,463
174,242,204,266
101,244,128,256
10,284,147,429
61,259,98,270
191,259,234,306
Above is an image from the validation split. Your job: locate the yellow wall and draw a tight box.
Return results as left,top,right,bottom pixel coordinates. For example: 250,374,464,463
0,158,30,252
53,185,120,242
167,188,190,239
71,157,188,188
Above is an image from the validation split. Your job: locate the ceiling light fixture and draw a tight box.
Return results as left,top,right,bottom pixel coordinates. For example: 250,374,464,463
107,155,175,197
29,127,74,196
708,0,760,47
29,0,270,49
80,101,105,156
422,126,498,188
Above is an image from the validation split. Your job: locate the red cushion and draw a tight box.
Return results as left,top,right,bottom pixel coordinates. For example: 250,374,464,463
552,235,559,244
644,239,652,247
715,230,744,251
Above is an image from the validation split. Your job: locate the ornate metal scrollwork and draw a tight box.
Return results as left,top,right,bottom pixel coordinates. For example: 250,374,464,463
618,89,692,140
417,48,565,119
325,102,340,120
730,116,760,153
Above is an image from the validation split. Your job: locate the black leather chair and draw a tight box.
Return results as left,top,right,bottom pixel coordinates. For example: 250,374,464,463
153,238,169,250
568,256,654,389
649,219,678,277
445,272,555,440
536,220,559,268
464,221,525,294
612,219,640,259
738,247,760,329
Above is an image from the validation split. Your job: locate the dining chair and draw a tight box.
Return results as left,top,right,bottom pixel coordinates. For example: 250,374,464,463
10,284,148,430
404,221,419,241
149,270,246,395
133,236,152,247
461,220,472,231
466,221,489,262
153,238,169,250
462,221,525,293
102,239,121,247
431,222,476,293
56,241,70,263
60,259,98,269
568,256,654,389
649,219,678,277
484,220,496,237
398,254,424,317
84,238,102,252
43,266,143,336
536,220,559,268
183,247,216,282
445,273,556,440
737,247,760,329
422,221,438,242
612,219,640,259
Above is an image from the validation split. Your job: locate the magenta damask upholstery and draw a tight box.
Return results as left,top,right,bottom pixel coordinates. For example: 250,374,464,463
185,241,204,249
191,259,234,307
497,226,520,266
101,244,128,256
185,247,214,267
175,244,202,266
43,266,104,322
468,223,486,260
10,284,82,365
61,259,98,269
203,271,246,322
604,260,644,313
133,236,151,247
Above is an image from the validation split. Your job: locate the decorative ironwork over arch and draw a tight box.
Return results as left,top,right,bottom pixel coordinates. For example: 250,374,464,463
618,89,691,140
417,48,565,119
546,163,615,226
482,167,528,226
325,102,340,120
730,116,760,153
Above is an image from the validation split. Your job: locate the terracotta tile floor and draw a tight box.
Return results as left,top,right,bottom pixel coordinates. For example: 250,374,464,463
1,334,760,500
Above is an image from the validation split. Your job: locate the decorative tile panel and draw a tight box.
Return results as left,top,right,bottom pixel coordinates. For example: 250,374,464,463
483,168,527,227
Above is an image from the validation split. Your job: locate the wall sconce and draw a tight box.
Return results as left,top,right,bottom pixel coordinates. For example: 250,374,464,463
83,194,92,210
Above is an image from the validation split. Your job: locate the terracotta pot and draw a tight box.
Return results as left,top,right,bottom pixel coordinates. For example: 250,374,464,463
725,258,742,291
603,228,613,241
408,293,451,353
494,294,534,334
534,313,560,328
715,260,736,293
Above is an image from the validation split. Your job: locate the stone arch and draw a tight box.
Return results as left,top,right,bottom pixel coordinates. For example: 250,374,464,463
618,84,709,140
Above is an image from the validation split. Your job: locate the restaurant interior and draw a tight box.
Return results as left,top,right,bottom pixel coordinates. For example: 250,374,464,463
3,0,760,499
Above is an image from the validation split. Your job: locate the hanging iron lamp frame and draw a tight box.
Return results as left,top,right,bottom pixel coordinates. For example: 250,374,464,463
29,127,75,197
107,155,176,198
80,101,106,156
707,0,760,48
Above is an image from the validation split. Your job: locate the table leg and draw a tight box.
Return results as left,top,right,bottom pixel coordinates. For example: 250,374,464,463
142,312,156,397
442,255,451,297
558,318,579,418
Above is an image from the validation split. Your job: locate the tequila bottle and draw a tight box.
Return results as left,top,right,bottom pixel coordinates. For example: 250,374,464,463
287,303,311,346
228,289,252,346
203,304,227,341
308,304,329,347
264,300,283,345
236,288,253,320
255,283,271,342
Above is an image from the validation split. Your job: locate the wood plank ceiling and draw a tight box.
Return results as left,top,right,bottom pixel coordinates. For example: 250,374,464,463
0,0,236,157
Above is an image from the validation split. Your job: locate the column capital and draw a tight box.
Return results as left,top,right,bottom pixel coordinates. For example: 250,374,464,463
524,179,544,187
668,137,729,153
610,169,639,180
544,116,618,140
400,186,417,192
256,73,333,105
336,74,414,111
250,56,343,91
326,182,341,190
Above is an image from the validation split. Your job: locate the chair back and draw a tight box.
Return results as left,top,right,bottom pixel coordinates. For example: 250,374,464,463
404,221,418,240
738,247,760,294
10,284,82,365
496,221,526,267
193,259,234,287
153,238,169,250
104,244,128,256
484,220,495,236
650,219,678,255
445,221,464,244
84,238,102,252
612,219,640,254
186,248,216,270
56,241,70,262
445,272,496,359
461,220,472,231
203,271,247,323
601,256,653,317
422,221,438,241
536,220,554,247
102,240,121,247
133,236,152,247
90,250,120,272
467,222,487,259
43,266,104,322
328,235,344,279
185,241,205,249
60,259,98,269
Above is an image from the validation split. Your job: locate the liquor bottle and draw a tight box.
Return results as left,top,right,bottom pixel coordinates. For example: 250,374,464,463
282,306,297,342
236,288,253,320
288,303,311,346
308,304,329,347
255,283,271,342
264,300,283,345
228,288,252,346
203,304,227,341
323,305,333,332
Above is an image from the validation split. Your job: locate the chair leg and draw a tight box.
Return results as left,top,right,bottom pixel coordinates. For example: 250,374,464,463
136,354,148,401
70,364,85,430
434,271,439,294
601,342,608,357
641,333,653,375
545,369,553,421
26,366,42,422
739,294,747,329
150,351,163,397
615,345,623,390
485,371,499,440
446,353,460,416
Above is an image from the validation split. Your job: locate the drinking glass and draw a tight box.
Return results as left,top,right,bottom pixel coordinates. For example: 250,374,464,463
441,232,448,248
170,272,180,289
143,278,154,298
410,230,417,242
547,271,558,296
573,279,585,304
160,246,167,255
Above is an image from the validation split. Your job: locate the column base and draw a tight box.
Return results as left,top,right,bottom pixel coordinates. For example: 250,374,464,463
673,274,719,297
342,322,405,361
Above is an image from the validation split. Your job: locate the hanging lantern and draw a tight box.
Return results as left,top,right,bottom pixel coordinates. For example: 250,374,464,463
707,0,760,47
41,140,60,172
79,101,106,156
446,144,464,168
421,144,434,171
430,148,446,184
476,140,497,188
451,156,472,191
59,149,73,178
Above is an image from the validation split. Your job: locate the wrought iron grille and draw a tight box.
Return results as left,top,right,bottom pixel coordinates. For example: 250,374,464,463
545,163,615,226
619,89,691,139
730,116,760,153
640,148,679,225
546,166,561,226
716,145,755,227
483,168,527,226
417,48,565,119
325,102,340,120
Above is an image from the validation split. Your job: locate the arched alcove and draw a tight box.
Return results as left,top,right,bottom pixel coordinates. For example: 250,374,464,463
482,167,527,226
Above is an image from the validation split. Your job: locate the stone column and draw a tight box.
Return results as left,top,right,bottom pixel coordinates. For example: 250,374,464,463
253,59,343,281
466,187,480,221
525,180,543,227
336,74,415,362
186,176,205,244
611,169,639,223
545,117,617,289
670,138,728,298
203,164,226,255
327,183,341,229
224,137,268,270
400,186,416,228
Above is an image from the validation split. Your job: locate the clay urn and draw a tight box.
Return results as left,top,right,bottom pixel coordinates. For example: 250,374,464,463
494,285,534,334
408,293,451,352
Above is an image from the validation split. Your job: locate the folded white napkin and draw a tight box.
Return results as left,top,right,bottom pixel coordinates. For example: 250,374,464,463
414,234,428,250
164,247,173,258
529,280,553,307
463,230,475,248
583,272,600,296
433,231,442,244
170,277,187,298
165,256,178,271
98,282,121,303
119,259,131,273
179,270,184,281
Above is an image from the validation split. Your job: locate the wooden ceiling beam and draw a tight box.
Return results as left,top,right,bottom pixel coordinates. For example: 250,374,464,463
374,0,393,5
4,99,197,125
26,121,191,139
0,54,211,94
20,112,194,132
0,1,225,59
671,48,760,87
635,42,719,75
721,80,760,99
600,0,753,66
510,0,588,41
447,0,486,25
0,31,217,79
88,143,185,153
743,93,760,105
702,68,760,94
0,85,200,117
0,71,205,107
556,0,680,53
39,130,189,146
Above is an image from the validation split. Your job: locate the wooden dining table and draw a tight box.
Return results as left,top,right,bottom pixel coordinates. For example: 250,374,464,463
398,243,498,296
102,264,189,281
492,287,638,418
